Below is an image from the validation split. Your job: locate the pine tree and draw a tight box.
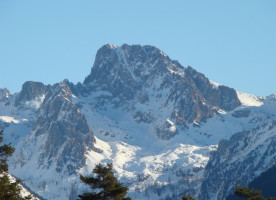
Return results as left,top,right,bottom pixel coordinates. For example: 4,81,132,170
0,130,25,200
78,163,131,200
235,184,275,200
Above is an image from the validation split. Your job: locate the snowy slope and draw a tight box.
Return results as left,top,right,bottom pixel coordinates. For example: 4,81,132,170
75,91,265,199
8,174,40,200
237,91,264,107
200,94,276,200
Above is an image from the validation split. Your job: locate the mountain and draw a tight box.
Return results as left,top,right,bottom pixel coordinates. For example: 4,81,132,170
226,166,276,200
0,44,274,199
199,94,276,200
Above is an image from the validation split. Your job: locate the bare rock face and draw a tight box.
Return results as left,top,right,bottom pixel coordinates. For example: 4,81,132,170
24,81,96,175
83,44,241,138
200,120,276,200
232,109,251,118
185,67,240,111
0,88,11,102
15,81,47,106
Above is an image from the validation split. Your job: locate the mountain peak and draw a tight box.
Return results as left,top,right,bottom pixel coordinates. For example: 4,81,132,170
81,44,240,133
0,88,11,101
84,44,172,86
14,81,47,106
104,44,119,49
101,43,166,53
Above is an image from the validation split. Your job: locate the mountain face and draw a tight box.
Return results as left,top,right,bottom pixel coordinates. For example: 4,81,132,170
199,95,276,200
227,165,276,200
2,81,97,199
15,81,48,106
82,44,240,139
29,82,97,174
0,88,11,102
0,44,274,200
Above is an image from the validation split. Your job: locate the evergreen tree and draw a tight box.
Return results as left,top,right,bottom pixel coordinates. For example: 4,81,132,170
78,163,131,200
181,194,195,200
0,130,26,200
235,184,275,200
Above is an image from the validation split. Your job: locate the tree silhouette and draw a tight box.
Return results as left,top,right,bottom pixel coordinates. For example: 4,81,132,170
0,130,30,200
78,163,131,200
235,184,275,200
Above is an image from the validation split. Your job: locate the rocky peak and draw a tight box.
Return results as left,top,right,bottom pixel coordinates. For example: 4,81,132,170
15,81,47,106
83,44,171,97
83,44,240,107
80,44,241,138
84,44,170,85
0,88,11,102
185,66,241,111
20,82,97,175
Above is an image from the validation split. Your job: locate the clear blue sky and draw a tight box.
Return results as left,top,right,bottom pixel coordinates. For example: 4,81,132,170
0,1,275,96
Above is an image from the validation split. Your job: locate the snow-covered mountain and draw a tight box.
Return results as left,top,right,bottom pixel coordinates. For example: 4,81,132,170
0,44,274,199
199,94,276,200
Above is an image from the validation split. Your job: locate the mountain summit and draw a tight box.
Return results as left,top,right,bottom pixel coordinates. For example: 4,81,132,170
82,44,240,138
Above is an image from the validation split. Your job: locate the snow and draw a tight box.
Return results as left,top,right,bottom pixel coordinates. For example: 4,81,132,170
8,174,39,200
166,63,185,77
106,44,118,49
209,80,220,88
166,118,176,132
0,116,27,123
74,90,261,199
0,90,264,200
2,90,273,200
25,95,45,110
237,91,263,107
159,50,167,57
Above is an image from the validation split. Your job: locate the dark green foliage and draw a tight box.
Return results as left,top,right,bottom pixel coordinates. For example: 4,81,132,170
234,184,274,200
0,130,25,200
227,166,276,200
248,166,276,199
182,194,195,200
78,163,131,200
0,130,15,174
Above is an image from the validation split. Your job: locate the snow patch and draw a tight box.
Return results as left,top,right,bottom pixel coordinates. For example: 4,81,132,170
209,80,220,88
25,95,45,110
166,118,176,132
166,64,185,77
8,174,39,200
237,92,263,107
0,116,28,124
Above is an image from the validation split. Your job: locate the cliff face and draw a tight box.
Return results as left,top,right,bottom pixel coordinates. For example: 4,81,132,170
82,44,240,139
15,81,47,106
30,82,96,174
